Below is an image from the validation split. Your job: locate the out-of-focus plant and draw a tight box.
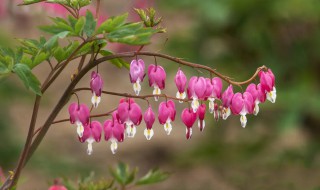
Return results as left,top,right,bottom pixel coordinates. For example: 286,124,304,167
0,0,277,189
48,163,169,190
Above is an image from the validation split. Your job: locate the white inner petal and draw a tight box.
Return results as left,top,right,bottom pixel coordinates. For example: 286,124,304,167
110,139,118,155
163,120,172,135
153,86,161,101
222,107,231,120
76,121,84,138
208,99,215,114
240,114,247,128
86,137,95,155
133,79,141,95
126,125,137,138
198,120,206,131
253,102,260,116
144,128,154,140
91,93,101,108
176,91,186,103
267,87,277,103
191,98,200,113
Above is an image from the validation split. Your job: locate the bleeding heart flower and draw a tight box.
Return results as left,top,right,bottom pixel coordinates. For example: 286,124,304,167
143,106,156,140
68,103,90,138
259,69,276,103
174,68,187,103
158,100,176,135
79,121,102,155
181,108,197,139
221,85,234,120
207,77,222,113
197,104,206,132
213,103,221,121
231,92,254,128
90,71,104,108
246,83,266,115
130,59,146,95
104,111,125,154
117,98,142,138
48,185,67,190
148,64,166,101
187,76,206,113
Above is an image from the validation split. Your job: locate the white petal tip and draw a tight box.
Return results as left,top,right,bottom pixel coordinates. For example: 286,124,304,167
144,128,154,140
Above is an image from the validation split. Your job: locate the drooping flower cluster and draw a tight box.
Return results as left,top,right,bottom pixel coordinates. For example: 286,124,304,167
67,59,276,155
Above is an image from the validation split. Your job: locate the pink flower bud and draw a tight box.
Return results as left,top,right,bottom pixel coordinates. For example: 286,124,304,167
90,71,103,108
143,106,156,140
158,100,176,135
221,85,234,120
231,92,254,128
148,64,166,101
259,69,276,103
117,98,142,138
181,108,197,139
104,111,125,154
48,185,67,190
79,121,102,155
174,68,187,102
197,104,206,132
68,103,90,138
187,76,206,112
246,83,266,115
130,59,145,95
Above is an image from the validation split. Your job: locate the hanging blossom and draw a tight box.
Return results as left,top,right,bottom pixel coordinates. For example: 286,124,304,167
148,64,166,101
259,69,276,103
158,100,176,135
104,111,125,154
206,77,222,113
221,85,234,120
213,103,220,121
90,71,103,108
68,103,90,138
174,68,187,103
197,104,206,132
187,76,207,113
181,108,197,139
143,106,156,140
246,83,266,115
117,98,142,138
129,59,145,95
231,92,254,128
48,184,67,190
79,121,102,155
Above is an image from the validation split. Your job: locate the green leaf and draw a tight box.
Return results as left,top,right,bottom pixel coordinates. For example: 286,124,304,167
75,17,85,36
84,11,96,37
136,169,170,186
32,52,49,69
12,64,42,95
107,23,159,45
96,13,128,34
44,31,70,50
21,0,43,5
100,50,129,69
110,162,136,185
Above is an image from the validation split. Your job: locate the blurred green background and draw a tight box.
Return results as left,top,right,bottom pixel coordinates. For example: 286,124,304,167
1,0,320,189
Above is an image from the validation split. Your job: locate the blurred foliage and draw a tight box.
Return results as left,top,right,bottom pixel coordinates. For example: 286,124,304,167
56,163,169,190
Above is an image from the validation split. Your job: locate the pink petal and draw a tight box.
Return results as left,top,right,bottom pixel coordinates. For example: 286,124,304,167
144,106,155,129
174,68,187,93
231,93,244,115
181,108,197,128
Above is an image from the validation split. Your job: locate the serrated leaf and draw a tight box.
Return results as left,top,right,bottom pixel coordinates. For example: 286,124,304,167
135,169,170,186
13,64,42,95
100,50,129,69
75,17,85,36
84,11,96,37
96,13,128,34
32,52,49,68
107,23,158,45
44,31,70,50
